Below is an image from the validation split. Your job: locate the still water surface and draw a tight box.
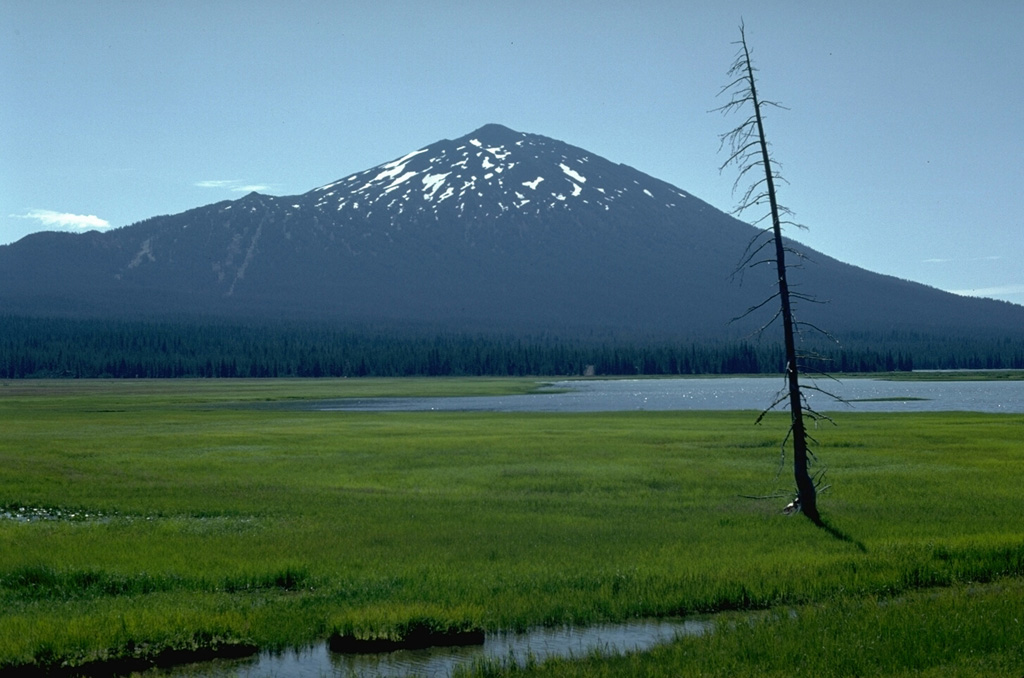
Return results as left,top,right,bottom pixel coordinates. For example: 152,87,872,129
314,376,1024,414
141,619,709,678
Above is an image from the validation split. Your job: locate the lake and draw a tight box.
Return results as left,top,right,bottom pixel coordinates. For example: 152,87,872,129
310,376,1024,414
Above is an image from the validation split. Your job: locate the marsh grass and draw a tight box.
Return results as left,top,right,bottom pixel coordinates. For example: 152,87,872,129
462,579,1024,677
0,379,1022,674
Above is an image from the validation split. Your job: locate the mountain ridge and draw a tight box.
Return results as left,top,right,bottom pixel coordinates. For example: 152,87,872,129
2,124,1022,341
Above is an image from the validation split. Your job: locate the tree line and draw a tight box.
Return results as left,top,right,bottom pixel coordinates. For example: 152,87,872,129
1,315,1021,379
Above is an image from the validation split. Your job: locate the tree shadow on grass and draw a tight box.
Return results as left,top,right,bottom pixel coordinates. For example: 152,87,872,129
808,514,867,552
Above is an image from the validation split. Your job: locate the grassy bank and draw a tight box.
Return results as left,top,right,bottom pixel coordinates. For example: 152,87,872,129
1,378,1022,674
464,578,1024,677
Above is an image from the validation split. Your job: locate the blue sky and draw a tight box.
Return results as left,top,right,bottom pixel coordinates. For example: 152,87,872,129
3,1,1022,304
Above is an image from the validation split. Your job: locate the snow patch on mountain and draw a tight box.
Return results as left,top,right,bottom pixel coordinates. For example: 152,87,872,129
303,124,691,224
422,172,451,200
559,163,586,183
469,138,512,160
384,171,418,193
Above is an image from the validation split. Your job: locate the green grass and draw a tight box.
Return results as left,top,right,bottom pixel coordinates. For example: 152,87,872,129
464,579,1024,677
0,378,1022,675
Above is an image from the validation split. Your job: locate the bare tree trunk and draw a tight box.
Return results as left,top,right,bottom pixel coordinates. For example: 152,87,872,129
718,24,819,522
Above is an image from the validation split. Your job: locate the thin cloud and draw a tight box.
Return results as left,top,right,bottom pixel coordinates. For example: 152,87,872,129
11,209,110,230
924,255,1003,264
196,179,270,192
195,180,241,189
949,284,1024,298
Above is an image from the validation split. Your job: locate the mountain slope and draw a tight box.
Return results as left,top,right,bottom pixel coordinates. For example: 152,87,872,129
1,123,1022,339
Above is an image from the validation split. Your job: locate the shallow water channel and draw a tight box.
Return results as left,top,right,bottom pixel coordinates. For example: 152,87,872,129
137,619,710,678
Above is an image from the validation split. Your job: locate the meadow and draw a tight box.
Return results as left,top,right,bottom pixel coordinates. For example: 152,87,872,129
0,378,1022,676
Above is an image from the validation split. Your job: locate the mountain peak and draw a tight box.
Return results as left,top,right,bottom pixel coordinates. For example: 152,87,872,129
305,123,691,225
462,123,524,141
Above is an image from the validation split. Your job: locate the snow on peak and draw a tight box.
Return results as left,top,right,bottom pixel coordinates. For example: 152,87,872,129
470,137,512,161
422,172,451,200
307,125,686,220
381,148,429,170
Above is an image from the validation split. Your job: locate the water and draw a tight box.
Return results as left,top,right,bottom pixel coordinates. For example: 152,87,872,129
138,619,710,678
309,376,1024,414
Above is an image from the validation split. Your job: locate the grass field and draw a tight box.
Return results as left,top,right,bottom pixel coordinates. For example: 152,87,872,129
1,378,1022,676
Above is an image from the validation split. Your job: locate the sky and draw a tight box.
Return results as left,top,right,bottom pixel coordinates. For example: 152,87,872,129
3,1,1022,305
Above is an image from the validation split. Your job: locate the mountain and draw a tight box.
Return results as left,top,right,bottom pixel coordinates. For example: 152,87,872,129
1,123,1022,340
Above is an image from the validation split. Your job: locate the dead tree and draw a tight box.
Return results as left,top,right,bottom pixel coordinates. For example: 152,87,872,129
715,23,823,523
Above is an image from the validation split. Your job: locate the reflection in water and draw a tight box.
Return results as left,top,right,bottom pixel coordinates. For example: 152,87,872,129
139,619,710,678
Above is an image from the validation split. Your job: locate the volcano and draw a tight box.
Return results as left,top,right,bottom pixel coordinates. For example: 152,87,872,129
1,123,1021,339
